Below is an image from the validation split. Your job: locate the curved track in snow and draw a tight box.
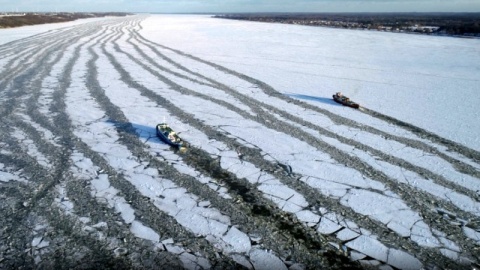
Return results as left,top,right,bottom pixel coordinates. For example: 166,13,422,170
1,16,479,270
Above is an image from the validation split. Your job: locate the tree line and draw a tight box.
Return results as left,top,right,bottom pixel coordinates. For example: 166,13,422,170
214,13,480,36
0,13,131,28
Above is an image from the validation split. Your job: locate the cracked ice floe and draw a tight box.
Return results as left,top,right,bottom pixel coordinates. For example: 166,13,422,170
249,249,288,270
32,236,50,249
79,125,281,268
321,136,479,249
133,40,257,99
11,127,52,169
130,220,160,242
437,231,472,264
432,229,462,253
173,162,233,200
200,103,387,197
73,155,209,265
219,152,310,213
180,53,479,164
90,173,135,224
340,186,466,252
341,189,429,240
52,176,166,267
119,43,372,202
427,228,469,263
316,136,480,249
70,151,101,178
38,39,79,118
160,238,213,268
317,213,343,234
127,36,214,85
177,252,211,270
17,113,62,147
429,148,478,176
381,159,480,215
463,226,480,244
312,104,480,171
105,47,424,267
31,233,51,265
93,47,234,201
121,38,255,116
326,125,480,193
67,84,213,270
119,25,468,268
66,50,286,269
271,112,479,210
26,214,54,264
321,135,480,215
190,133,423,269
319,210,422,270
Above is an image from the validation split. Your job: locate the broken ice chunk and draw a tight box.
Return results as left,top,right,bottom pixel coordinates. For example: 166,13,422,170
249,249,287,270
317,217,342,235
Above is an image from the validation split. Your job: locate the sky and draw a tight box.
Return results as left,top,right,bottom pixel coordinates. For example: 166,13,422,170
1,0,480,13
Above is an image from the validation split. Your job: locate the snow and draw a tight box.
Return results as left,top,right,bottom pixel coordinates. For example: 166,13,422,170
140,15,480,151
0,17,118,45
1,14,479,269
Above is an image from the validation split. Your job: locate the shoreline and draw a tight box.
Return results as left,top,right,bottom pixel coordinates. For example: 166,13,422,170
213,13,480,39
0,12,132,29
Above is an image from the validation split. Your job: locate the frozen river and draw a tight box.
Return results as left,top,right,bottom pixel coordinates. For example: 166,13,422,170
0,15,479,269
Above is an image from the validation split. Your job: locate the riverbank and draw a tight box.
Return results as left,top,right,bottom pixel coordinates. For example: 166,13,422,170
0,12,131,29
214,13,480,38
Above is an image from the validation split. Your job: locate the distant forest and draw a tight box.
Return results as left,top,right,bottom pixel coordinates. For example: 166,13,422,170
214,13,480,37
0,13,131,28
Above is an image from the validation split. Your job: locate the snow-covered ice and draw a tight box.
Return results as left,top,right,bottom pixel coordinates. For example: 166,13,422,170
1,14,479,270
